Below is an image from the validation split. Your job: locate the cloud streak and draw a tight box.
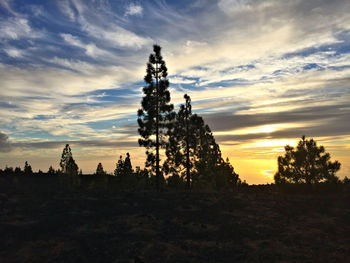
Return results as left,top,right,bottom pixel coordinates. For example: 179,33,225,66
0,132,11,152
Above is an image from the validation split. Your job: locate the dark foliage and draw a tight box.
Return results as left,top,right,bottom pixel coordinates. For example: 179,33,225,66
164,94,195,189
274,136,341,184
164,94,240,190
95,162,106,176
114,153,133,177
14,166,22,176
24,161,33,175
59,144,79,176
47,166,55,176
137,45,174,191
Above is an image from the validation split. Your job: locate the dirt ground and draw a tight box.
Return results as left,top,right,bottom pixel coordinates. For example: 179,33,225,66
1,176,349,262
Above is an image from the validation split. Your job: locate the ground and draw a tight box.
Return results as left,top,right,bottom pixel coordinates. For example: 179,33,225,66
0,176,349,262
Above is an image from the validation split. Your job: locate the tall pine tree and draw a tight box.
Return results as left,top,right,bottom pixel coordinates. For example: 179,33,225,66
137,45,174,191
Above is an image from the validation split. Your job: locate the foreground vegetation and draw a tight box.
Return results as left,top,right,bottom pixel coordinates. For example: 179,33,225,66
1,175,349,262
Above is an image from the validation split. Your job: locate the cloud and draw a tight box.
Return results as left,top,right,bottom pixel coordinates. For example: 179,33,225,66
63,0,151,49
60,33,110,58
0,17,41,40
0,0,20,16
124,3,143,17
57,0,76,21
0,132,11,152
203,101,350,132
12,139,138,150
218,0,255,14
4,47,24,58
81,23,152,49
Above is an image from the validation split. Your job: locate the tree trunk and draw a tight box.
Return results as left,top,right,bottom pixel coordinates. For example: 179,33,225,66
186,107,190,190
155,61,160,192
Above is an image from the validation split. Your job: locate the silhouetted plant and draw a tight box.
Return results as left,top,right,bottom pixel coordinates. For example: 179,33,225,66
114,153,134,177
166,173,185,189
164,94,200,189
216,158,241,190
165,95,240,189
137,45,174,191
4,166,14,175
14,166,22,176
59,144,79,176
274,136,341,184
169,94,193,189
124,152,133,176
47,166,55,176
24,161,33,175
114,153,143,188
343,176,350,192
95,162,106,176
343,176,350,185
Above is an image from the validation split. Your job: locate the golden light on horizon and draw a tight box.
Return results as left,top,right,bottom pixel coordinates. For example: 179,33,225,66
214,123,306,137
242,139,299,148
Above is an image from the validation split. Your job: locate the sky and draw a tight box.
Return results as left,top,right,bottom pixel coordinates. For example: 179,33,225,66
0,0,349,184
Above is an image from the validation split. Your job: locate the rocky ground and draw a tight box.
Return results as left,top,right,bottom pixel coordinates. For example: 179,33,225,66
0,176,349,262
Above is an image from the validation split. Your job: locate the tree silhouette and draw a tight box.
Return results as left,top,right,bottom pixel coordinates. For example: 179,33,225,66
60,144,72,173
165,96,240,189
4,166,14,175
164,94,198,189
137,45,174,191
124,152,133,176
59,144,79,176
114,155,124,177
114,153,133,177
24,161,33,175
274,136,341,184
194,119,226,188
14,166,22,175
47,166,55,176
95,162,106,176
216,158,241,190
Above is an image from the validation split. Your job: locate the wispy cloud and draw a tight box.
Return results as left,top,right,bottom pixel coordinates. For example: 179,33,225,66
124,3,143,17
0,17,41,40
3,47,24,58
60,33,111,58
57,0,76,21
0,0,20,16
0,132,11,152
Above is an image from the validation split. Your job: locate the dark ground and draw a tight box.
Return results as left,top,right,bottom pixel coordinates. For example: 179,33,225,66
0,176,349,263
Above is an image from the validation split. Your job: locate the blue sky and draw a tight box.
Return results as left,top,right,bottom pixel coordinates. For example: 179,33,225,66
0,0,349,183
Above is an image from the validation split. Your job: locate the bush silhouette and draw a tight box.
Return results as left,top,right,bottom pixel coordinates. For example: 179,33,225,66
274,136,341,184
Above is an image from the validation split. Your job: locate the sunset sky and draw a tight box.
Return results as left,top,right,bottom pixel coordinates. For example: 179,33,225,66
0,0,349,184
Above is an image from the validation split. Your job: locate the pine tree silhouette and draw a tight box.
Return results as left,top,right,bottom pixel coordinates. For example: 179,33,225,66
137,45,174,191
275,136,341,184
